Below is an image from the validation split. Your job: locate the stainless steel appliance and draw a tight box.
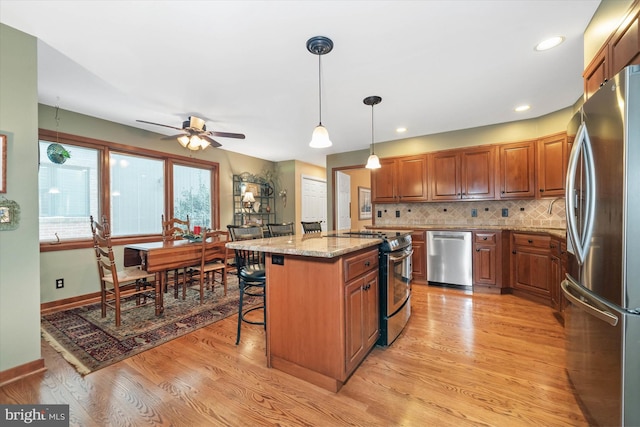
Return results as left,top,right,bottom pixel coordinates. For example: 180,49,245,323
327,230,413,345
426,230,472,287
562,64,640,426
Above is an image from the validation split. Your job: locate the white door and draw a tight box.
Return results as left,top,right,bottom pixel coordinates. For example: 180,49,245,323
336,171,351,231
301,175,327,233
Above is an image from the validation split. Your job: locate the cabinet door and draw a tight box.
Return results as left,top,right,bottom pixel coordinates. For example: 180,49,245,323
371,158,397,203
363,270,379,350
461,146,495,199
611,9,640,75
397,155,428,201
430,151,460,200
584,44,608,100
498,141,536,199
345,277,365,372
550,255,561,311
513,249,551,296
474,244,497,286
411,232,426,282
537,133,567,197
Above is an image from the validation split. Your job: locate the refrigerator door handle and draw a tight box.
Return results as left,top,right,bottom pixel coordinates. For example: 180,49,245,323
561,279,619,326
565,122,597,265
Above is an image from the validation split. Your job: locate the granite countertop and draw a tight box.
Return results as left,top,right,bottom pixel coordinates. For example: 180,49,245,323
369,224,566,239
225,233,381,258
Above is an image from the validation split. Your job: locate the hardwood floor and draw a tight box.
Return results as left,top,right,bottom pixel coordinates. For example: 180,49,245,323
0,284,587,426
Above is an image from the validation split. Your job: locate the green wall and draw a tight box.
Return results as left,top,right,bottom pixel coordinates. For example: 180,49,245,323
0,24,42,373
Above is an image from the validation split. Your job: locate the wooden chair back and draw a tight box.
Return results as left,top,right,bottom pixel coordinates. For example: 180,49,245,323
301,221,322,234
90,214,119,286
162,214,190,241
267,222,295,237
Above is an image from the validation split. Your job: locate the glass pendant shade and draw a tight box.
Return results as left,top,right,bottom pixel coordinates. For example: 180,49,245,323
366,153,381,169
309,124,332,148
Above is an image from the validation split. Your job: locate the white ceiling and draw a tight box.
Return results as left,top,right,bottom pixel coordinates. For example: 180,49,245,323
0,1,601,166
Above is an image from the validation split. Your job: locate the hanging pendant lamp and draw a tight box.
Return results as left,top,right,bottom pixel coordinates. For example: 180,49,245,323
307,36,333,148
364,96,382,169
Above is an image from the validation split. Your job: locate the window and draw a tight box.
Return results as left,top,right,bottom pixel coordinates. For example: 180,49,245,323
38,142,99,241
173,164,211,230
110,152,164,236
38,129,220,249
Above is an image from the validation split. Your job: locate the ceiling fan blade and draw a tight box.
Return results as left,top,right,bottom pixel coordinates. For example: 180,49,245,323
136,119,183,131
200,135,222,148
209,131,246,139
160,133,187,140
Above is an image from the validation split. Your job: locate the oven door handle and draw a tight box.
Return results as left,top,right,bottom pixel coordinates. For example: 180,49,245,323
389,249,413,263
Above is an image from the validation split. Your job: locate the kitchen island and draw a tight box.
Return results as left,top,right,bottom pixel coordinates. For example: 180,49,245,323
226,233,382,392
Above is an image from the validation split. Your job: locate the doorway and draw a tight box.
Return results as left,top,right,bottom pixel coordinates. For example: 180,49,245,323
301,175,327,233
333,167,371,231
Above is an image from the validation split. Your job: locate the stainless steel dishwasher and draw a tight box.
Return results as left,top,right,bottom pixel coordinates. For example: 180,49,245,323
427,230,472,287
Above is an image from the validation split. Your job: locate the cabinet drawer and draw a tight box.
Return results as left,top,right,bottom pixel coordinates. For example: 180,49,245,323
474,232,497,244
513,233,550,249
344,249,379,283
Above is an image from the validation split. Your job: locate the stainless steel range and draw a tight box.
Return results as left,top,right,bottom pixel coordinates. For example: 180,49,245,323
328,230,413,346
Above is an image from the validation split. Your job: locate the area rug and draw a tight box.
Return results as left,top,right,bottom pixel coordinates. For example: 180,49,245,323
41,275,256,375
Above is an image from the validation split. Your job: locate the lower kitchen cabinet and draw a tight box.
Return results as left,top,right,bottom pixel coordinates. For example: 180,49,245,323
411,231,426,283
510,232,552,305
550,238,568,314
472,230,506,293
266,246,380,392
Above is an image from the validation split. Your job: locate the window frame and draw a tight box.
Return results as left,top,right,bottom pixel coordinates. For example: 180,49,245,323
39,129,220,252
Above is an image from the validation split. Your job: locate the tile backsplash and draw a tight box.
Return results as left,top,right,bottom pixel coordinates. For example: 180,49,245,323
374,198,566,229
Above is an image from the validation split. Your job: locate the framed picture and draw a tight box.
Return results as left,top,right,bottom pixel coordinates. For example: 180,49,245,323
358,186,372,220
0,197,20,231
0,134,6,193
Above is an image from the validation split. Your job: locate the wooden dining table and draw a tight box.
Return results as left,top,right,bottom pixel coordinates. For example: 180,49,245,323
123,235,228,316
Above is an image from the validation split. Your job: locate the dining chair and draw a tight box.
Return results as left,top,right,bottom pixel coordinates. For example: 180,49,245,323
90,215,156,327
189,230,228,303
301,221,323,234
227,225,266,345
161,214,191,299
267,222,295,237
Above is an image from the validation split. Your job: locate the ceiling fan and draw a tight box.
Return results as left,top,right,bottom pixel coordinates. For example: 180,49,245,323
136,116,245,150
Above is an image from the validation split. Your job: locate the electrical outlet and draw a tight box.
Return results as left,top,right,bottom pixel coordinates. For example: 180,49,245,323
377,210,382,218
471,208,478,217
56,278,64,289
395,210,400,218
501,208,509,217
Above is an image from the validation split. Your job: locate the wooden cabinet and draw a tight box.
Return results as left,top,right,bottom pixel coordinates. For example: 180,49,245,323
498,140,536,199
472,230,504,293
537,132,568,197
411,231,426,283
345,269,379,374
266,246,380,392
550,239,569,313
584,1,640,99
510,233,552,304
371,155,428,203
430,146,495,201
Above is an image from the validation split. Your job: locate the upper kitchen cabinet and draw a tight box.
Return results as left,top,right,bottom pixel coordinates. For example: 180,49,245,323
584,1,640,99
497,140,536,199
537,132,568,198
371,155,428,203
430,146,495,201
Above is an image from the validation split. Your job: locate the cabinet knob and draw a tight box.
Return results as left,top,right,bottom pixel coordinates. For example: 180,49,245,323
540,189,545,192
501,191,505,194
528,239,533,244
364,261,370,267
483,237,488,240
512,250,517,254
476,248,481,252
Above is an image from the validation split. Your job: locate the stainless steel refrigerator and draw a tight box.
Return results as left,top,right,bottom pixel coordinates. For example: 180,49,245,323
562,64,640,426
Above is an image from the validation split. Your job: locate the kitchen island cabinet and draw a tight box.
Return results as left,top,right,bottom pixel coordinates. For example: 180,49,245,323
226,234,381,392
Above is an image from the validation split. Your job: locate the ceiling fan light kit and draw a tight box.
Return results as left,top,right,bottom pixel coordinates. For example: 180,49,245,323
307,36,333,148
136,115,245,150
364,95,382,169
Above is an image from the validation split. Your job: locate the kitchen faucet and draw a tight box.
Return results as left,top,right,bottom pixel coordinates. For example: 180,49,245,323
547,197,564,215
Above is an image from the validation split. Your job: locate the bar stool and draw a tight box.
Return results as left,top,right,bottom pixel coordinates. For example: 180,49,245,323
227,225,266,345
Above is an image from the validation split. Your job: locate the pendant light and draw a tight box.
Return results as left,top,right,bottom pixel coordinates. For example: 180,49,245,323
307,36,333,148
364,95,382,169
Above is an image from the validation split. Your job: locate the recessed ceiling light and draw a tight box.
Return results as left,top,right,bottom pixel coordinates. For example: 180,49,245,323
535,36,565,51
396,127,407,133
515,105,531,112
